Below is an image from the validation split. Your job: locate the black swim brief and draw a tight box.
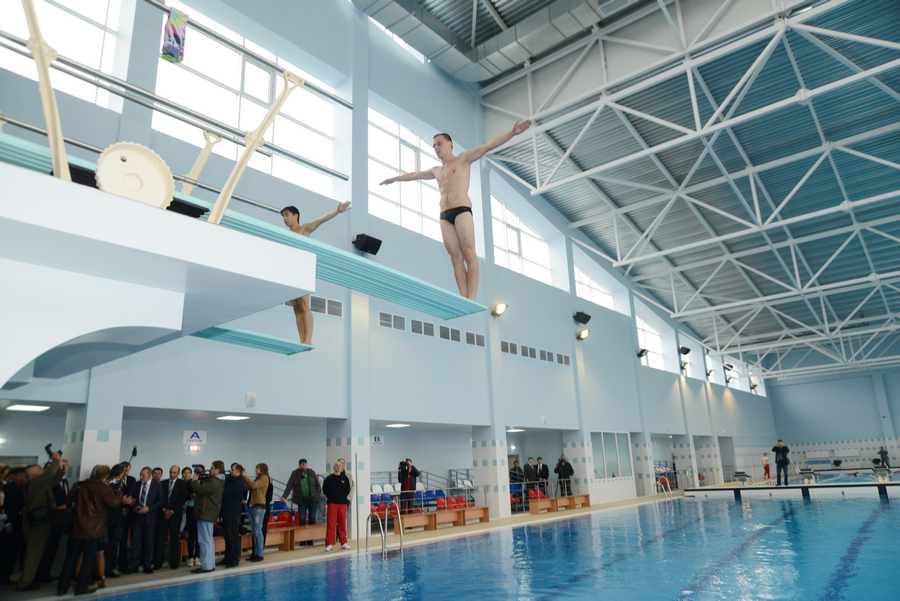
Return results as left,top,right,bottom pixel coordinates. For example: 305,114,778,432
439,206,473,225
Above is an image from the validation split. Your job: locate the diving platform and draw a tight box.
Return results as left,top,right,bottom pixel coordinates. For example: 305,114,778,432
0,159,316,386
0,132,486,321
190,326,312,355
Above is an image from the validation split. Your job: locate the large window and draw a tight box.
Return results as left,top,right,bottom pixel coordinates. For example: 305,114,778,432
3,0,123,109
593,432,632,479
151,1,335,198
636,316,664,370
367,108,443,242
492,196,551,284
574,265,613,310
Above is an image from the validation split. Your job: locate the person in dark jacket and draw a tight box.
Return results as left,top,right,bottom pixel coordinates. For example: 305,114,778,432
772,440,791,486
219,464,245,569
398,459,420,515
279,459,321,543
322,461,351,552
523,458,537,494
189,461,225,573
56,465,127,596
16,455,64,591
154,465,189,570
35,459,69,583
554,455,575,497
114,463,136,574
104,464,130,578
123,467,164,574
1,468,26,585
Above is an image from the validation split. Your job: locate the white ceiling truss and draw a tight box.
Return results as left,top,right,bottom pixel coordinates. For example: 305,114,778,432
480,0,900,380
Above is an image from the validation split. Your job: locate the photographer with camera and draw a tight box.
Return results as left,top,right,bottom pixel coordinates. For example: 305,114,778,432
219,464,245,569
15,450,63,591
397,459,420,515
554,454,574,497
772,440,791,487
189,461,225,574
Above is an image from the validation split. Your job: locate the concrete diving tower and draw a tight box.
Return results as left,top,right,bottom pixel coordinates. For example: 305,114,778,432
0,160,317,388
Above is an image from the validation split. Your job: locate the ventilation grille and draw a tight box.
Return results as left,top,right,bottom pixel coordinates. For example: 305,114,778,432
440,325,450,340
521,345,537,359
393,315,405,331
379,312,393,328
423,322,435,337
310,296,327,313
302,295,343,318
476,334,485,347
542,350,554,363
326,299,342,317
501,341,510,353
466,332,476,345
539,350,547,361
509,342,518,355
450,328,461,342
412,320,423,335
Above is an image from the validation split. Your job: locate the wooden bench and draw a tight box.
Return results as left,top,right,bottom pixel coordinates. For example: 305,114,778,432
286,523,327,547
529,498,555,515
531,494,591,514
394,512,433,534
262,527,293,551
571,494,590,508
425,507,490,530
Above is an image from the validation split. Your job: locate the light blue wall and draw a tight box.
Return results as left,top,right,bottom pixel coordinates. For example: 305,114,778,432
368,428,473,478
0,413,67,462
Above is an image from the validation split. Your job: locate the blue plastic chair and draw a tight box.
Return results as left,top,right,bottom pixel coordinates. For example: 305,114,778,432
510,483,522,494
435,490,446,499
370,494,379,504
272,500,288,512
414,491,423,502
380,493,393,505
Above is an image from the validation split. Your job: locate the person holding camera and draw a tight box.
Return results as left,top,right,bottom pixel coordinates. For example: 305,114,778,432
15,453,64,591
322,460,351,552
242,464,270,563
219,464,245,568
189,461,225,573
554,455,574,497
398,459,420,515
772,440,791,486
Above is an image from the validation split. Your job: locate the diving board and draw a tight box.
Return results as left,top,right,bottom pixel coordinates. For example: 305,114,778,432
191,326,312,355
0,132,486,320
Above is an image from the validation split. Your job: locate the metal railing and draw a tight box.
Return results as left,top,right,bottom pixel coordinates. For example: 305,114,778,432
0,28,349,181
509,478,587,511
448,468,473,486
370,470,451,492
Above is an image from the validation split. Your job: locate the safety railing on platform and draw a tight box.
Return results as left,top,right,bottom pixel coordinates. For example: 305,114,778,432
508,478,587,512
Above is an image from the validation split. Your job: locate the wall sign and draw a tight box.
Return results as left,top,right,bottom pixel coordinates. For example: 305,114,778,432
372,435,384,446
183,430,207,444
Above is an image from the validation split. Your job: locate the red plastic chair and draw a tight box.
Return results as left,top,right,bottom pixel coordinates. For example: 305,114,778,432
446,497,458,509
538,489,550,499
277,512,293,525
376,502,387,518
436,497,446,510
370,504,378,514
527,489,539,500
659,477,671,485
457,495,468,508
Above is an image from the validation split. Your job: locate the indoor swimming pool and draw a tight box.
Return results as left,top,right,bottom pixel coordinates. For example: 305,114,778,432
95,496,899,601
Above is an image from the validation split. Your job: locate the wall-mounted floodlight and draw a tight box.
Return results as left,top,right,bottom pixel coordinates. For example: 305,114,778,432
724,363,734,371
573,311,591,325
750,384,758,391
576,329,590,341
637,348,649,358
726,376,735,383
681,362,691,370
707,369,715,377
679,346,691,355
492,303,508,317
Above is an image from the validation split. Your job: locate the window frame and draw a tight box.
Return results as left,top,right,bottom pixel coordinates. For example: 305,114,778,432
636,315,664,370
574,265,614,310
492,195,551,285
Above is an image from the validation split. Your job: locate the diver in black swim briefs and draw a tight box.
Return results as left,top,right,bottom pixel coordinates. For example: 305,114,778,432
378,119,533,301
439,206,472,225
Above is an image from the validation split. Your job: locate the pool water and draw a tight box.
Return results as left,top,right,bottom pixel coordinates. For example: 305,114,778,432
102,497,900,601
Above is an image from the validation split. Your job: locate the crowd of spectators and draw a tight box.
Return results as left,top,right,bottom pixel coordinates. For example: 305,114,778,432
0,455,354,595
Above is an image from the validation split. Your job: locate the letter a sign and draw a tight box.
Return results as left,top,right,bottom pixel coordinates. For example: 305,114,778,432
183,430,207,444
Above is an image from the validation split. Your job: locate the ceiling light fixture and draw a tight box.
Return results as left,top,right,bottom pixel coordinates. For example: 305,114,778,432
506,428,525,433
576,329,590,341
217,416,249,421
385,423,410,428
6,404,50,412
491,303,508,317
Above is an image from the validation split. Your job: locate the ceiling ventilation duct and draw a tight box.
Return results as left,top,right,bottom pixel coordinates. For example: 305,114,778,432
353,0,646,82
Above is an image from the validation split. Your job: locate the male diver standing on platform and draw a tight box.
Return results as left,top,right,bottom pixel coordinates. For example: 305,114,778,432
379,119,532,300
280,201,351,345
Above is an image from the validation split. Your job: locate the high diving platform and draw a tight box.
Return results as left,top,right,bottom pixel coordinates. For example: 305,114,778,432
0,131,484,387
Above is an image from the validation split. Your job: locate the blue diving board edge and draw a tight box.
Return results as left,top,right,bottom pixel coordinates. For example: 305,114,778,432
0,132,487,321
190,326,312,355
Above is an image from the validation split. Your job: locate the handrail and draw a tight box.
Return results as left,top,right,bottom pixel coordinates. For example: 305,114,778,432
364,512,386,557
0,29,349,181
389,500,403,554
142,0,353,110
0,112,281,214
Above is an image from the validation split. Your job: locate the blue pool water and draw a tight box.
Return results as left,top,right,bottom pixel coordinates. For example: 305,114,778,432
101,497,899,601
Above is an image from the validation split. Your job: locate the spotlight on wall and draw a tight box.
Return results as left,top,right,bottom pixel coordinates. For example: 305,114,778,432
679,346,691,355
726,376,735,384
681,362,691,370
706,369,715,377
637,348,649,358
750,384,758,391
352,233,382,255
189,445,200,452
576,329,590,341
724,363,734,371
491,303,508,317
573,311,592,325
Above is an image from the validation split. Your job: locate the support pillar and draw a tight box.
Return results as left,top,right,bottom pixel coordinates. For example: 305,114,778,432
472,425,510,518
562,430,592,496
62,364,125,481
325,418,369,541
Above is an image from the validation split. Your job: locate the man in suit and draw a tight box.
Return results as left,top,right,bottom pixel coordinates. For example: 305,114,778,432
554,455,574,497
35,459,69,583
0,468,26,585
536,457,550,495
115,463,136,573
123,467,163,574
523,457,537,494
153,466,189,570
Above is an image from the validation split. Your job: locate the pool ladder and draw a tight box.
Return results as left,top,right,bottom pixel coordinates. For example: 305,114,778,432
685,465,697,488
364,500,403,557
653,479,673,503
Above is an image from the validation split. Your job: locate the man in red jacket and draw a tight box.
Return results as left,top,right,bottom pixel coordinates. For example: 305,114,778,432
57,465,129,596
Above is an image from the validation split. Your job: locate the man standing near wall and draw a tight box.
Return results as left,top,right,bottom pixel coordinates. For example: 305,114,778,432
523,458,536,494
16,454,64,591
536,457,549,496
280,459,321,544
154,465,189,570
280,202,352,345
554,455,574,497
379,119,532,301
772,440,791,486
